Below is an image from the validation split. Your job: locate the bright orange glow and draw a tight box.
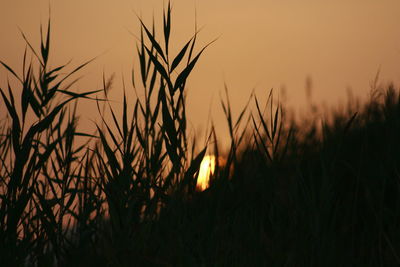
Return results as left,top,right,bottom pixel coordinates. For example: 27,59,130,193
197,155,216,191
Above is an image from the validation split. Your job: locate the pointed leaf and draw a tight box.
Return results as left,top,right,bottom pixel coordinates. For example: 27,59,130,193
96,125,121,177
170,38,192,74
144,46,173,90
122,90,128,139
57,89,102,100
163,2,171,56
139,18,167,63
255,96,272,142
173,49,203,93
19,29,44,67
272,104,280,139
0,61,22,83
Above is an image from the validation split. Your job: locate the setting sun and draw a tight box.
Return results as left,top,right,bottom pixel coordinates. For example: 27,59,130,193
197,155,216,191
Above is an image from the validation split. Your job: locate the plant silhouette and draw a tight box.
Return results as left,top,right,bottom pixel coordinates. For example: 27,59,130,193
1,2,400,266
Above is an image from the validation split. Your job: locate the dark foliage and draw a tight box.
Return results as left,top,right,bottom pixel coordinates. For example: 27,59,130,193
1,3,399,266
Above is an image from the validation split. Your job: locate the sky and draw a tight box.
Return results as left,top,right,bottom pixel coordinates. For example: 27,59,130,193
1,0,400,146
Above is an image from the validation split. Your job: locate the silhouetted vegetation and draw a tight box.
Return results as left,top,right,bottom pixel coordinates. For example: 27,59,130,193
1,3,400,266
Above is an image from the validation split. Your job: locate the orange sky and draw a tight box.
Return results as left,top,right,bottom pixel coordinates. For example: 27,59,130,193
1,0,400,146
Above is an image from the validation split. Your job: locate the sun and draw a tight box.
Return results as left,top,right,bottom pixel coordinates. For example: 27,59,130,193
197,155,216,191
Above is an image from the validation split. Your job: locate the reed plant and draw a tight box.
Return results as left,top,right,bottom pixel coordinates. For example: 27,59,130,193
1,2,400,266
0,18,102,265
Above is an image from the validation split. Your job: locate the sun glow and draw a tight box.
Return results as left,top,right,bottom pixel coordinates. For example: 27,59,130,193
197,155,216,191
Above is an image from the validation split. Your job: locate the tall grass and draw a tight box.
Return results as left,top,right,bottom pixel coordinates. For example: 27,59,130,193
0,17,102,266
1,2,400,266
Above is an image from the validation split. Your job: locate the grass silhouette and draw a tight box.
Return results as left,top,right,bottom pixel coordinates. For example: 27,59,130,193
1,2,400,266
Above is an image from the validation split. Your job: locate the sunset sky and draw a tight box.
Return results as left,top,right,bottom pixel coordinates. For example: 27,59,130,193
1,0,399,145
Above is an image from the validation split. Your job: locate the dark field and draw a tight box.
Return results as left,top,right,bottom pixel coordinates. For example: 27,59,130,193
1,5,400,266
